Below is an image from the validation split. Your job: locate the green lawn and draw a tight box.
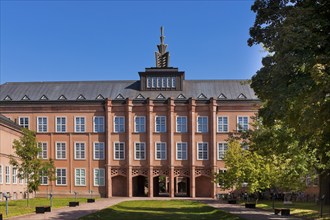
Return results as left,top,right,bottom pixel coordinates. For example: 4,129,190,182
80,200,242,220
256,201,330,219
0,197,90,218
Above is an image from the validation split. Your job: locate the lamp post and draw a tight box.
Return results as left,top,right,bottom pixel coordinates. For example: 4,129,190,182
49,193,53,207
3,193,9,216
74,191,78,202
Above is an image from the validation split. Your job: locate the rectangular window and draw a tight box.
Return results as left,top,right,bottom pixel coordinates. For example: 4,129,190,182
75,142,86,160
155,142,167,160
56,117,66,132
197,142,208,160
19,117,29,128
75,117,86,132
114,142,125,160
114,116,125,133
37,117,48,132
171,77,176,88
217,116,228,132
37,142,48,159
56,142,66,159
147,77,151,88
93,116,105,133
12,167,17,184
161,77,166,88
40,171,48,185
197,116,208,133
75,168,86,186
218,142,228,160
5,166,10,184
166,77,171,88
19,171,23,184
176,116,187,133
134,142,146,160
237,116,249,131
56,168,67,185
152,77,156,88
93,142,105,160
0,165,3,184
157,77,161,88
155,116,166,132
176,142,187,160
94,168,105,186
134,116,146,133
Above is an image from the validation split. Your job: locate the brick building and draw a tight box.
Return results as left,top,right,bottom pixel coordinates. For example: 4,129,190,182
0,28,259,198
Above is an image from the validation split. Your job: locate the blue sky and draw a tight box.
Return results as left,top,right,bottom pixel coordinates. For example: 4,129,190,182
0,0,265,83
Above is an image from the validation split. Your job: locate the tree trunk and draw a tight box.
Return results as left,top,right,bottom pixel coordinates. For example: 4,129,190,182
319,170,330,205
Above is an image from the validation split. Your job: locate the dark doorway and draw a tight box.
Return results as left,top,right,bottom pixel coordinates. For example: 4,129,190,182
175,177,190,197
153,175,169,197
112,176,127,196
133,175,148,197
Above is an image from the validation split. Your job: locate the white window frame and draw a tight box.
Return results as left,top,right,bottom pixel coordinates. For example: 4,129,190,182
114,142,125,160
166,77,171,88
176,142,188,160
176,116,187,133
55,116,66,133
93,116,105,133
0,165,3,184
217,116,229,133
147,77,151,88
217,142,228,160
157,77,161,88
5,166,10,184
155,142,167,160
152,77,156,88
12,167,17,184
75,116,86,133
237,116,249,132
75,168,86,186
161,77,166,88
74,142,86,160
197,142,208,160
37,142,48,159
56,142,66,159
134,116,146,133
171,77,176,88
37,116,48,132
18,116,29,129
93,142,105,160
134,142,146,160
155,116,166,133
197,116,208,133
56,168,67,186
94,168,105,186
114,116,125,133
40,170,48,185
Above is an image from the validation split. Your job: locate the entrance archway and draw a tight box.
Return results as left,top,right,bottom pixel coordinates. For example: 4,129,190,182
175,177,190,197
195,176,211,197
112,175,127,196
133,175,148,197
153,175,169,197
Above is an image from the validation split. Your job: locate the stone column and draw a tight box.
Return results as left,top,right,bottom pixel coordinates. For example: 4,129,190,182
189,98,196,198
168,98,175,197
209,98,217,198
126,99,133,197
147,99,154,197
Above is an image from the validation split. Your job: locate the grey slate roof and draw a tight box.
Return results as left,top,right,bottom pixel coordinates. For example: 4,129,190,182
0,80,258,101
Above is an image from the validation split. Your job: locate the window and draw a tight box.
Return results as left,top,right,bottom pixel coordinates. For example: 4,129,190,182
176,142,187,160
75,142,86,160
134,142,146,160
75,168,86,186
0,165,2,184
12,167,17,184
167,77,171,88
114,116,125,133
114,142,125,160
155,116,166,132
237,116,249,131
161,77,166,88
171,77,176,88
40,171,48,185
134,116,145,133
19,117,29,128
93,142,105,160
56,117,66,132
155,142,166,160
19,171,23,184
157,77,161,88
218,142,228,160
176,116,187,133
147,77,151,88
217,116,228,132
56,168,67,185
152,77,156,88
38,142,48,159
94,168,105,186
56,142,66,159
197,142,208,160
93,116,104,133
75,117,85,132
37,117,47,132
5,166,10,184
197,116,208,133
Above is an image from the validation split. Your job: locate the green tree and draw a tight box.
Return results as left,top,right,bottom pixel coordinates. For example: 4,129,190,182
248,0,330,202
10,129,55,206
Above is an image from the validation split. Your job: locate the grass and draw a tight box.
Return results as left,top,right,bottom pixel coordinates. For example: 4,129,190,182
256,200,330,219
0,197,90,218
80,200,243,220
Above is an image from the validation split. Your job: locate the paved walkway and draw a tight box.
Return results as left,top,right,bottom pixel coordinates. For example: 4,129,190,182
8,197,303,220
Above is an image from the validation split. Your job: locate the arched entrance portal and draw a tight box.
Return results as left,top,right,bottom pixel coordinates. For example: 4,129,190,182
133,175,148,197
112,175,127,196
175,177,190,197
195,176,212,197
153,175,169,197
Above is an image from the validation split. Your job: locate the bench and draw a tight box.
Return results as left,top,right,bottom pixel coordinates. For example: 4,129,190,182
245,203,256,208
87,198,95,203
36,206,51,214
274,208,290,216
69,201,79,207
228,200,237,204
